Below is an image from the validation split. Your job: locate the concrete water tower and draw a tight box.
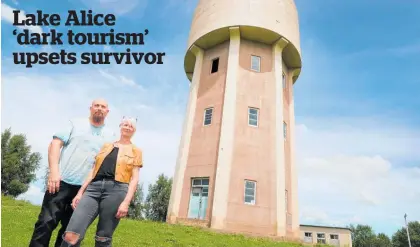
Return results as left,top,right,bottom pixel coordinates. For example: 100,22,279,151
167,0,302,239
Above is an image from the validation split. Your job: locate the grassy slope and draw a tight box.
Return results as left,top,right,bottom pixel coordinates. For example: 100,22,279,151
1,195,304,247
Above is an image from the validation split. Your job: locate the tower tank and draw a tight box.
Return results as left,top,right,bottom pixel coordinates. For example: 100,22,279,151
168,0,302,239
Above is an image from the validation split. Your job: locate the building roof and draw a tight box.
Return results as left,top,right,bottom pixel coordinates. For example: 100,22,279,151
300,224,352,231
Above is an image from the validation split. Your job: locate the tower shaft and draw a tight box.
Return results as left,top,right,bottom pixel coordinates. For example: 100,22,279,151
167,0,302,239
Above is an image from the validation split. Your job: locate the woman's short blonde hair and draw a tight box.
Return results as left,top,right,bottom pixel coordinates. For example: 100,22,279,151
120,116,137,131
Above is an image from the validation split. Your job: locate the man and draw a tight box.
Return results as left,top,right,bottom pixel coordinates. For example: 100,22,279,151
29,99,116,247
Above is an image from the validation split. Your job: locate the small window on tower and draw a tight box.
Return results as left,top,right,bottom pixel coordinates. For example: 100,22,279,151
244,180,256,205
203,107,213,126
211,58,219,73
248,107,259,127
251,55,261,72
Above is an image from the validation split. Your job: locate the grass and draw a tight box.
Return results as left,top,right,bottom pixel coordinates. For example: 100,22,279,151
1,195,305,247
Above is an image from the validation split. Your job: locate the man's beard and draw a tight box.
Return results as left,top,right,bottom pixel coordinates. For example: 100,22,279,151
92,113,104,123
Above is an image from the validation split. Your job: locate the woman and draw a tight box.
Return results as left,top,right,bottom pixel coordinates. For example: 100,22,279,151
60,117,143,247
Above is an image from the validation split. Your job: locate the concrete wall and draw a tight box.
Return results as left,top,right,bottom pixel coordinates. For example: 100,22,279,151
178,41,230,220
188,0,301,54
224,39,277,235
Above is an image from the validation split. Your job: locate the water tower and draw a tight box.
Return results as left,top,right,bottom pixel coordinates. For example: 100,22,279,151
167,0,302,239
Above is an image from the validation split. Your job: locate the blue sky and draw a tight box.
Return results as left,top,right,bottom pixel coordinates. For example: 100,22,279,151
1,0,420,239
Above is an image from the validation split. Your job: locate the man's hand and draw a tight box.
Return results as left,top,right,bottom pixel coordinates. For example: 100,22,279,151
116,201,129,219
48,170,61,194
47,138,63,194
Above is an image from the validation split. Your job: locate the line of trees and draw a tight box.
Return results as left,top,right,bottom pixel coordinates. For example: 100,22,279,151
348,222,420,247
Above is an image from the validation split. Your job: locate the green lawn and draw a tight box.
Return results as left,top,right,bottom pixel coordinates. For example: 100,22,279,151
1,195,304,247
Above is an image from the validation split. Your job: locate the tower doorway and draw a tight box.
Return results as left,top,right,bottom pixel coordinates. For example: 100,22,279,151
187,177,209,220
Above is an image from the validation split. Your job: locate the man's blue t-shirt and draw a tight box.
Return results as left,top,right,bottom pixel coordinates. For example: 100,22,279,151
53,118,116,186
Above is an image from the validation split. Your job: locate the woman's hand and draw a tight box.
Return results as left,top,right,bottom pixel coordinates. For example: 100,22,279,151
71,193,83,210
116,201,129,219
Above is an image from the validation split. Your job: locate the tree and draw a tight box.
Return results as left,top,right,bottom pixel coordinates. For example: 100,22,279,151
349,224,376,247
392,221,420,247
144,174,172,222
128,183,145,220
1,128,41,197
373,233,391,247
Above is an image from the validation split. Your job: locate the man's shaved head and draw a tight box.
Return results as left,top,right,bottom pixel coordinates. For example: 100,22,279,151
89,98,109,125
91,98,108,107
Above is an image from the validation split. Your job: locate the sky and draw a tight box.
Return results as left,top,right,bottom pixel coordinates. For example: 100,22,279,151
1,0,420,238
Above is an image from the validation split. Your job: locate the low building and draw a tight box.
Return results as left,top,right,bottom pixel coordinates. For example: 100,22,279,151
300,224,352,247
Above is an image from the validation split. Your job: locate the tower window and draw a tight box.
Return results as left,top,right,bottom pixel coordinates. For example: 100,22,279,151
285,190,288,213
251,55,260,72
283,121,287,139
248,107,259,127
282,72,286,89
244,180,256,205
204,107,213,125
211,58,219,73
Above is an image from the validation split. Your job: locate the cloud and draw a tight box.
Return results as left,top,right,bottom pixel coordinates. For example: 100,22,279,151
296,119,420,236
289,30,420,237
295,118,420,162
98,68,143,89
1,3,43,35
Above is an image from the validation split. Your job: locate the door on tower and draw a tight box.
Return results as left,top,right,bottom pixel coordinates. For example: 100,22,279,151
187,177,209,220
